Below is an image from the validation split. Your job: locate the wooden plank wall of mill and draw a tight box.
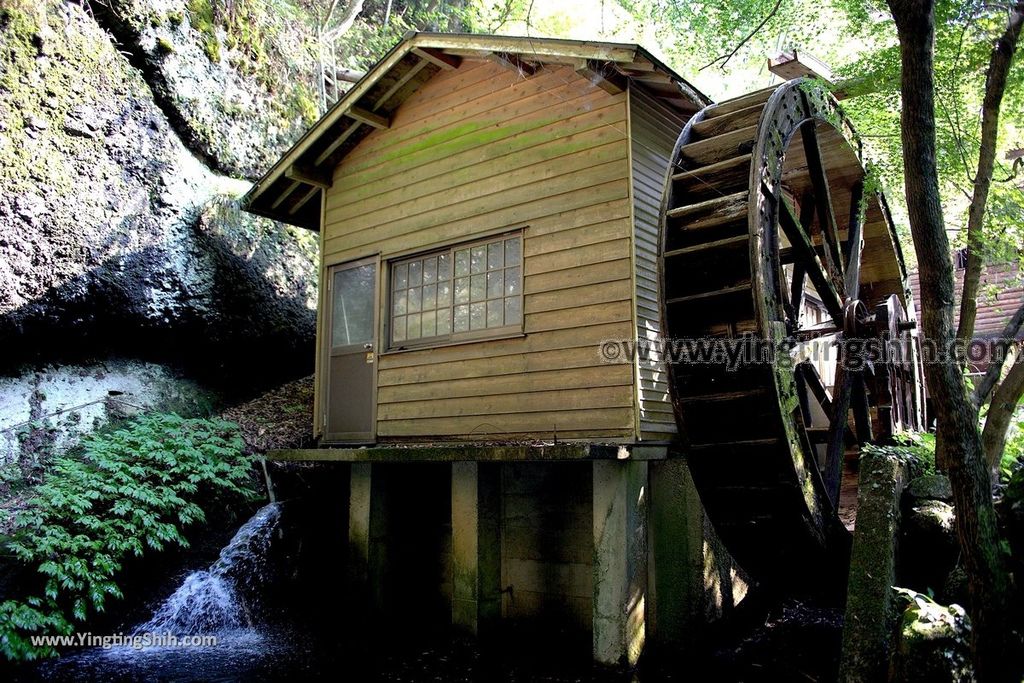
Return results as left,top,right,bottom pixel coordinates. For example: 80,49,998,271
321,59,638,441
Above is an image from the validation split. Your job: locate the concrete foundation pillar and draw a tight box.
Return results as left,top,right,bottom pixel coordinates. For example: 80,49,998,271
348,463,373,598
647,458,705,650
451,462,501,635
592,460,648,666
348,463,386,617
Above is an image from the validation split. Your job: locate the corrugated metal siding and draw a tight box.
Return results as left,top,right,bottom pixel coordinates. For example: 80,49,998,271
629,89,687,440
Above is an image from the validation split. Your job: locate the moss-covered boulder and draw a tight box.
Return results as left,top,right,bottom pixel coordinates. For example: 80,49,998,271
901,500,957,593
907,474,953,502
890,592,972,683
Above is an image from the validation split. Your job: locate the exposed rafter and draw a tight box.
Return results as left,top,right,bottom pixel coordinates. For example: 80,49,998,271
286,163,332,189
347,106,390,129
490,51,538,76
575,60,626,94
412,47,461,70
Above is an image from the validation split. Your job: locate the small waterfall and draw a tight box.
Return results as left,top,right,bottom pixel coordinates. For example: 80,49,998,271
135,502,282,636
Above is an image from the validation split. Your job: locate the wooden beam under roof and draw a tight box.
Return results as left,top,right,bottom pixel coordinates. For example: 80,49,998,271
489,51,538,76
408,33,640,64
575,60,626,94
289,185,320,215
412,47,461,70
314,120,362,166
347,106,390,129
272,180,301,210
286,163,332,189
374,58,430,111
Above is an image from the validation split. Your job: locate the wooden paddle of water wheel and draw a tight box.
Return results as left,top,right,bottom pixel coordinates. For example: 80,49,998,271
658,79,926,590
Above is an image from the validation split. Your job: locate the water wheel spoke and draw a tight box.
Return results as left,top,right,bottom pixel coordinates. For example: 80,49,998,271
824,363,854,505
799,120,845,290
843,180,866,300
780,199,844,327
795,362,813,426
797,360,833,414
851,370,873,443
789,262,806,328
787,196,815,329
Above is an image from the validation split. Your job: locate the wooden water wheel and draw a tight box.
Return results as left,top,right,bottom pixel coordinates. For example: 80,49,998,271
658,79,925,589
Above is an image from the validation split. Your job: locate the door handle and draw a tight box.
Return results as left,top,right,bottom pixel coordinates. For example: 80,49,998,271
363,343,374,350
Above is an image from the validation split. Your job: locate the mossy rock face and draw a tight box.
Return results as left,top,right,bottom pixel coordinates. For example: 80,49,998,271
0,359,219,466
97,0,321,179
891,597,972,683
0,2,318,388
907,474,953,502
901,500,958,595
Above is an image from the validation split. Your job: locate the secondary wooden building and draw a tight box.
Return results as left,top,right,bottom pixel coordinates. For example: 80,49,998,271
244,33,710,446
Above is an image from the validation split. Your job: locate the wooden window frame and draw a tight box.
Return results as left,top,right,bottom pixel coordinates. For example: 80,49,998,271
385,231,524,351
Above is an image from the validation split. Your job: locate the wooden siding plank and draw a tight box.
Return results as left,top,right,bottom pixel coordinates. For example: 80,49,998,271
378,385,632,418
525,237,631,276
329,142,628,235
524,280,633,314
378,320,631,370
376,408,636,435
525,300,633,333
377,344,623,385
330,116,627,220
335,71,620,178
325,175,630,260
378,364,632,403
525,258,633,295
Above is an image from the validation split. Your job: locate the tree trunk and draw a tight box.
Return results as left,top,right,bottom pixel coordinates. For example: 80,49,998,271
886,0,1015,679
983,351,1024,475
956,1,1024,346
973,301,1024,407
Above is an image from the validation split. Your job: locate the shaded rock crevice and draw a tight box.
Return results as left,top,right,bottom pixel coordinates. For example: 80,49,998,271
85,0,228,176
0,1,319,458
85,0,320,180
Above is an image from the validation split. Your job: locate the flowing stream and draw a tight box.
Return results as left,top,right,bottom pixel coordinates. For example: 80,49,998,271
134,502,281,637
30,503,311,682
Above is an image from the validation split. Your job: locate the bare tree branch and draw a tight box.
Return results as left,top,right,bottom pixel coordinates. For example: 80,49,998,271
699,0,784,71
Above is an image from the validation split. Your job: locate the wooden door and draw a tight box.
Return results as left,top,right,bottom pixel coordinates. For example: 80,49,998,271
324,257,378,443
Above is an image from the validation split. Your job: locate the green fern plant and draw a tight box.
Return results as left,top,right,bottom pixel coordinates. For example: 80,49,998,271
0,413,258,660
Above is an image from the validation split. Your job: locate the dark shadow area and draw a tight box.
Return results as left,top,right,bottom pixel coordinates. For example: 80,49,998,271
0,233,316,402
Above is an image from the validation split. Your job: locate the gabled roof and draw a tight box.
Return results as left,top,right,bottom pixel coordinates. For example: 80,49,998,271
242,32,711,230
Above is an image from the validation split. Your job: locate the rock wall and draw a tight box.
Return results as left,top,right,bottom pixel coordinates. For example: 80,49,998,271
94,0,321,178
0,359,218,465
0,0,323,462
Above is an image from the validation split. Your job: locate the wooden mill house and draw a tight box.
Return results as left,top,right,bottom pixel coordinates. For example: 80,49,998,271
243,32,917,665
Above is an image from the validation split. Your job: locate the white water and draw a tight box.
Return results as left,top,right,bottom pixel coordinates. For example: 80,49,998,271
136,502,281,637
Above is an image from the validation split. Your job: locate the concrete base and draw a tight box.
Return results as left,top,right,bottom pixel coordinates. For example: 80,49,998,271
451,462,501,635
341,456,745,666
592,460,648,666
647,458,705,649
